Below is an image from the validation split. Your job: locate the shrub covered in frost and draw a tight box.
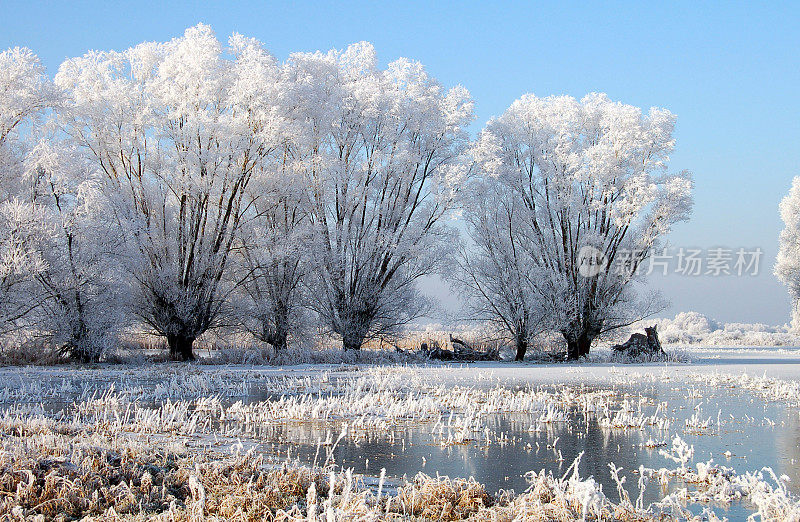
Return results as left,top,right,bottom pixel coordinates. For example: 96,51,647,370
631,312,800,347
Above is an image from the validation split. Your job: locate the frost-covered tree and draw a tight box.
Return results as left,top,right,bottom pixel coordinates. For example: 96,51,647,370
775,177,800,331
0,47,57,334
281,43,473,350
455,178,546,361
25,138,124,361
55,26,282,360
471,93,692,359
236,145,310,351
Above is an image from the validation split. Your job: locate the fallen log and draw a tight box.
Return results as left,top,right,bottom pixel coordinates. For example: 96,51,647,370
421,336,499,361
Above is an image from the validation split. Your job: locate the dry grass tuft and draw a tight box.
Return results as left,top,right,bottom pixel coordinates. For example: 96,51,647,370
0,426,342,521
0,339,69,367
392,473,494,520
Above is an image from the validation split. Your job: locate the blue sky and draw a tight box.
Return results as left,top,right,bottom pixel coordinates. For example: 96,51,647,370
3,0,799,324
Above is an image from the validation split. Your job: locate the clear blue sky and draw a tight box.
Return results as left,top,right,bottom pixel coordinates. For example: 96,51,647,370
3,0,799,324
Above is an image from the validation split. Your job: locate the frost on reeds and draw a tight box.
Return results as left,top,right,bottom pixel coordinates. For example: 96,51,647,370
598,399,671,432
643,435,800,521
0,424,340,520
691,371,800,407
0,366,255,404
3,366,800,520
200,344,424,366
0,414,663,521
0,366,618,448
387,454,654,521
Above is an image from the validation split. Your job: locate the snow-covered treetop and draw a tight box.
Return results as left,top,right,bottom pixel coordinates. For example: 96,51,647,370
0,47,58,198
0,47,55,140
279,39,473,193
472,92,692,253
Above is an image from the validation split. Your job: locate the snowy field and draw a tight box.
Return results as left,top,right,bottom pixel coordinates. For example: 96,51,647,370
2,346,800,520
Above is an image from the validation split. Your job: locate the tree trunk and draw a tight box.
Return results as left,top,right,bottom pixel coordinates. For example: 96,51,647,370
265,329,288,351
792,298,800,333
565,331,594,360
168,334,196,361
342,331,364,351
579,332,592,357
271,303,289,350
566,338,579,360
67,342,96,364
514,337,527,361
69,321,94,363
72,345,99,364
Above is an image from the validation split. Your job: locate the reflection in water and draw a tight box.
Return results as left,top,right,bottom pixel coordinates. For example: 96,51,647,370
777,406,800,488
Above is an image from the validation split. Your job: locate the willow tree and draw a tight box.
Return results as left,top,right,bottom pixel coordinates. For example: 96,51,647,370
236,144,310,351
56,25,281,360
282,43,473,350
456,176,546,361
471,93,692,359
25,138,124,362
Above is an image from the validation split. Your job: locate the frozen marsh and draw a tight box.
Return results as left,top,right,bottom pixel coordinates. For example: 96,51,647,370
2,346,800,520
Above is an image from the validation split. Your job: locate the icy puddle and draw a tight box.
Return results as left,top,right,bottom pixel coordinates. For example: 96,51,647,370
230,379,800,519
